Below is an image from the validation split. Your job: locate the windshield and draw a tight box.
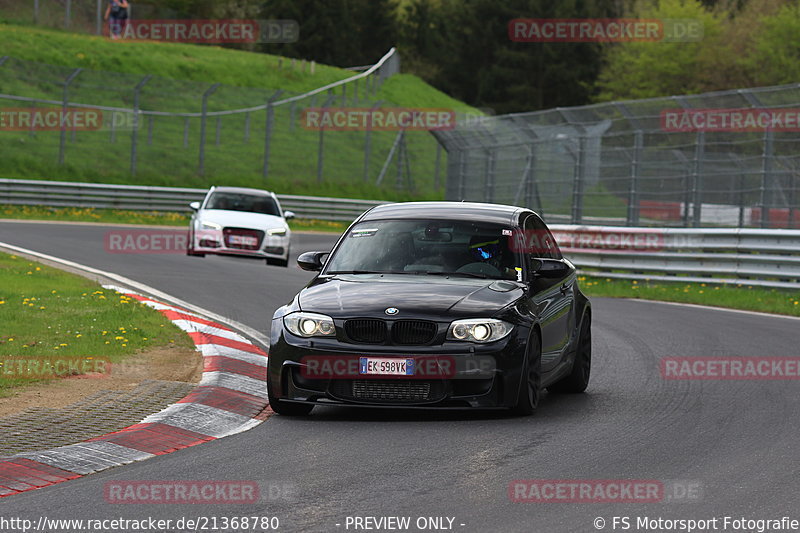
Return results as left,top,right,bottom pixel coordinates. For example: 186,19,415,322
325,219,521,280
205,192,280,216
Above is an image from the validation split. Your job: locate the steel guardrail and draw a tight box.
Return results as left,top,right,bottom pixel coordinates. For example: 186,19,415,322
1,178,798,288
0,178,386,221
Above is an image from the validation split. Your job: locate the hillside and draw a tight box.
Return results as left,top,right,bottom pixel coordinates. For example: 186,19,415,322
0,23,476,200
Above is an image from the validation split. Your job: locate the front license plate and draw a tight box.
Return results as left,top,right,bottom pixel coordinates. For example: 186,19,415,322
359,357,415,376
229,235,258,246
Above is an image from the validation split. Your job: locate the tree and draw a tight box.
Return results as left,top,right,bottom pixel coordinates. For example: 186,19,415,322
594,0,722,101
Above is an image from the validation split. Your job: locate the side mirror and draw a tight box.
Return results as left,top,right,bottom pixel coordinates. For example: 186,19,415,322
531,258,570,279
189,201,201,211
283,210,296,220
297,251,328,272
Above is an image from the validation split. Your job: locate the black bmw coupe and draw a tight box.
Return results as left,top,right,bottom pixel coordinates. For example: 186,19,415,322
268,201,591,415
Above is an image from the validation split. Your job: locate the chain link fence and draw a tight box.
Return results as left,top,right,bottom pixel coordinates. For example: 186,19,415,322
435,86,800,229
0,49,444,196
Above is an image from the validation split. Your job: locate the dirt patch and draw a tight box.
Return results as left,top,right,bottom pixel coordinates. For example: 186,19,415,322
0,344,203,418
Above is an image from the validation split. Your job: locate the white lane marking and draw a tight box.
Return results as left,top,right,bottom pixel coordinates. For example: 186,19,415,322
199,371,268,399
14,442,154,475
198,344,268,367
625,298,800,322
170,319,248,342
140,403,262,439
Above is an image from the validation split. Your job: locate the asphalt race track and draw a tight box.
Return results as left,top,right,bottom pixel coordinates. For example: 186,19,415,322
1,220,799,532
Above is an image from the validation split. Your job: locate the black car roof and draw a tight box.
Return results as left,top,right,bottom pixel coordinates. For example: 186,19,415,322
360,201,528,225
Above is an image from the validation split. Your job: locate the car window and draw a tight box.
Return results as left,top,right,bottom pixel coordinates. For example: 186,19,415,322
206,192,280,216
522,215,562,260
325,219,523,280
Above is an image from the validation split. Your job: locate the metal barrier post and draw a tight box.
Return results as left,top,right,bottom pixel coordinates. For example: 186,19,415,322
198,83,220,177
760,131,775,228
58,68,82,165
96,0,102,34
130,74,152,176
262,90,284,180
363,101,383,182
316,90,334,184
628,131,643,225
65,0,71,28
570,135,585,224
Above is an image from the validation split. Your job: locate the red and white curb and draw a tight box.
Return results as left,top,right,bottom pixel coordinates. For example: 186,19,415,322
0,286,271,497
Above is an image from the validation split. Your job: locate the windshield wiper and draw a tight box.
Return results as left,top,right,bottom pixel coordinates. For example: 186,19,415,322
423,271,491,279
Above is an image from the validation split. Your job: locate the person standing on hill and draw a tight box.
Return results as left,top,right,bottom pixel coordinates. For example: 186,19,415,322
104,0,130,39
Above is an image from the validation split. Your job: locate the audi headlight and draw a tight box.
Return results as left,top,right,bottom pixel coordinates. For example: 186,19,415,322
284,312,336,338
200,221,222,230
447,319,513,343
267,227,287,236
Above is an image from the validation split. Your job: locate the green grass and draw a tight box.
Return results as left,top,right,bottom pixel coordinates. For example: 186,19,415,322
0,204,349,232
579,275,800,317
0,252,193,394
0,23,478,200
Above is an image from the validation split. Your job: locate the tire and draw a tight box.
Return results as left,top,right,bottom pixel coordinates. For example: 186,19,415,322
511,330,542,416
266,257,289,267
186,231,205,257
267,379,313,416
548,313,591,394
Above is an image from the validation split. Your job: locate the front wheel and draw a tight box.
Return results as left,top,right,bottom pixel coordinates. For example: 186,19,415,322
548,313,591,394
267,379,313,416
266,257,289,267
511,330,541,416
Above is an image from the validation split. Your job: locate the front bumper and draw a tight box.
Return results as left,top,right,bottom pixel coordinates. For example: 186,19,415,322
268,323,530,409
193,229,289,260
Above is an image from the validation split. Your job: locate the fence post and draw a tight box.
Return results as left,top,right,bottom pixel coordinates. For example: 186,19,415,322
130,74,151,176
244,112,251,141
627,131,643,225
691,132,705,227
96,0,102,34
34,0,39,24
58,68,82,165
65,0,71,28
363,101,383,182
215,117,222,146
317,90,334,184
485,150,496,204
570,135,586,224
198,83,220,176
759,130,775,228
183,118,190,148
262,90,284,180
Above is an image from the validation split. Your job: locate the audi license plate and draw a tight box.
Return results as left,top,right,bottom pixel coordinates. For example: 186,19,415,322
229,235,258,246
359,357,415,376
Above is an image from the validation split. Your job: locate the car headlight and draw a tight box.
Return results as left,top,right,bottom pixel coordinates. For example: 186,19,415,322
267,227,287,236
447,319,513,343
284,312,336,338
200,221,222,230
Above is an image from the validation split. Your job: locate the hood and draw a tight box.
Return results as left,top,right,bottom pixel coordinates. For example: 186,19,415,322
298,275,524,319
199,209,286,230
